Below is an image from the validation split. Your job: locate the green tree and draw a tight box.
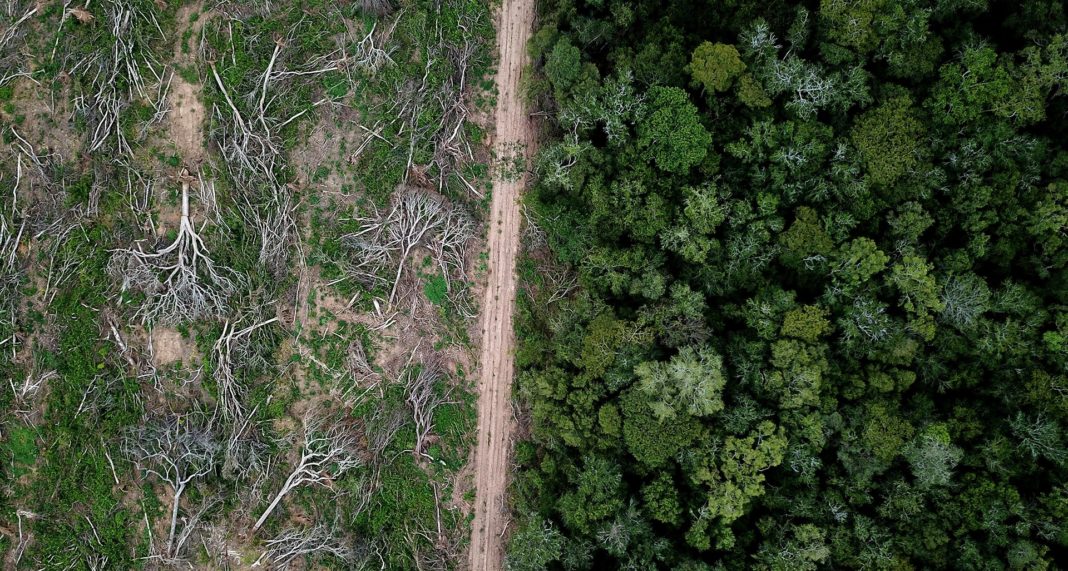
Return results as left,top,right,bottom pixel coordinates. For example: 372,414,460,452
557,455,625,533
904,424,964,488
862,402,915,464
691,422,788,536
781,305,831,342
621,388,702,467
889,255,944,315
506,516,564,571
634,345,727,421
850,94,924,186
690,42,746,93
832,237,890,288
765,339,828,409
780,207,834,270
637,86,712,173
545,38,582,91
642,473,683,525
755,522,830,570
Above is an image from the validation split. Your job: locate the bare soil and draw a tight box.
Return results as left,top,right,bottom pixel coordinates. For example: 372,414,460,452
167,3,211,167
150,327,195,367
166,75,207,166
4,77,81,162
468,0,536,568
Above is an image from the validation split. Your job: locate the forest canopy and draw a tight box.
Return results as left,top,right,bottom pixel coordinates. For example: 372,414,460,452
509,0,1068,569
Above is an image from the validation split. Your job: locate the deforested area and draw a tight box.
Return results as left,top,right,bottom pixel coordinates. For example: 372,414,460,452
0,0,494,568
509,0,1068,570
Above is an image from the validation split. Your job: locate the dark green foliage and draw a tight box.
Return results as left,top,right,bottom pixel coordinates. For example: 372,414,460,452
512,0,1068,568
637,86,711,174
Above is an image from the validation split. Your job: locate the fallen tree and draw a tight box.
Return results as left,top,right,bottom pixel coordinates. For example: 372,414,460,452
255,519,356,567
253,411,361,531
123,412,219,563
65,0,169,156
108,175,240,325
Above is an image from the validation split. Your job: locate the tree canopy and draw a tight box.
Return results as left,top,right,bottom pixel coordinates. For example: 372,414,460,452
509,0,1068,568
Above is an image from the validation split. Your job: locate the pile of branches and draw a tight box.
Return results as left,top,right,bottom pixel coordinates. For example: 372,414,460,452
252,410,362,531
340,189,475,305
402,354,450,457
254,519,357,567
206,17,342,276
0,0,36,86
0,159,26,355
210,310,277,483
123,411,220,566
389,3,488,197
64,0,169,155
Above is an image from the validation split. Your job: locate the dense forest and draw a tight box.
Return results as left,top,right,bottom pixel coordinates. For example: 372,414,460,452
508,0,1068,569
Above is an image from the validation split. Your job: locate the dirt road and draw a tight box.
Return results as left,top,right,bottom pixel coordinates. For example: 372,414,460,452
468,0,535,569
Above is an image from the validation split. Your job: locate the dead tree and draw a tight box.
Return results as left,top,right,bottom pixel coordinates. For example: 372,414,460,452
253,412,361,531
201,522,244,568
363,403,405,489
211,316,278,423
162,495,219,567
124,413,219,562
254,519,356,567
108,176,240,325
222,417,274,511
1,157,26,356
0,1,36,86
345,339,376,383
386,6,486,196
431,207,476,294
341,190,475,306
67,0,168,155
114,158,158,236
402,356,449,456
210,315,277,486
347,18,397,76
9,370,54,421
74,373,138,423
206,16,343,276
383,191,446,303
338,204,393,292
338,337,384,408
403,520,454,571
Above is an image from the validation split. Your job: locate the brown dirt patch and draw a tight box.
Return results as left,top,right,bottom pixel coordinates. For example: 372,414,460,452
150,327,196,367
3,77,81,162
468,0,537,568
164,2,210,167
289,109,365,194
166,75,207,166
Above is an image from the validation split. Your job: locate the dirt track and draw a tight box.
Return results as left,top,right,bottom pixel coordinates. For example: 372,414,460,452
468,0,535,568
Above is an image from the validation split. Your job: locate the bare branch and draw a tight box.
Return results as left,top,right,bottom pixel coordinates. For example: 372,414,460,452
255,519,356,567
123,412,219,561
108,176,241,325
340,190,475,306
66,0,168,155
402,355,448,456
253,411,361,531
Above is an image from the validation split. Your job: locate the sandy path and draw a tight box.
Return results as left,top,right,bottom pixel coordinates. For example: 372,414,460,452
468,0,535,569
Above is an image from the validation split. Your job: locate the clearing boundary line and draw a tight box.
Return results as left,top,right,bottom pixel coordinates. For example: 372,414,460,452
469,0,536,568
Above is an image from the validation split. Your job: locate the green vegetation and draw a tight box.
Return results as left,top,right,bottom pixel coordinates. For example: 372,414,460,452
510,0,1068,569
